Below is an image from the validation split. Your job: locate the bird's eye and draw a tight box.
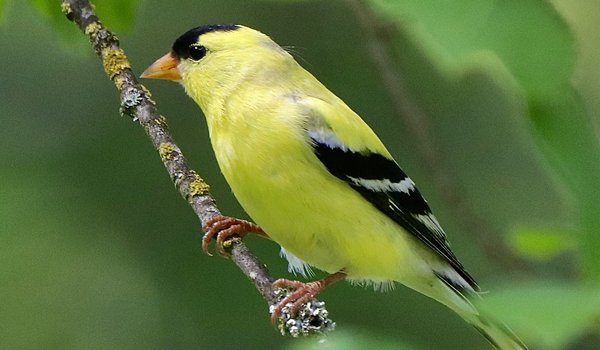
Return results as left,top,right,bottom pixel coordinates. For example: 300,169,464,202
189,45,207,61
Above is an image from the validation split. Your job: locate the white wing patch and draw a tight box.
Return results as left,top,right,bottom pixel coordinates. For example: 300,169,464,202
348,176,415,193
307,129,349,152
280,248,314,278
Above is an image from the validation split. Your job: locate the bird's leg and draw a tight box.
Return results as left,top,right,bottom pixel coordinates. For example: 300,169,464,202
202,215,268,257
270,271,346,325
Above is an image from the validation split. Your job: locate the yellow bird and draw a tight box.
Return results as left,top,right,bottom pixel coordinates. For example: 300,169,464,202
142,24,526,349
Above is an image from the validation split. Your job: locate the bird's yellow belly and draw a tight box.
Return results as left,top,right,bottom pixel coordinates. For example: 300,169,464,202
215,132,426,282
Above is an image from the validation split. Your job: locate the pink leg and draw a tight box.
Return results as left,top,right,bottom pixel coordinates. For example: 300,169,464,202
270,271,346,325
202,216,267,257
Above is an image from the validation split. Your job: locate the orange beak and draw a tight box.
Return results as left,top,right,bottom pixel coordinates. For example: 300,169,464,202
141,51,181,80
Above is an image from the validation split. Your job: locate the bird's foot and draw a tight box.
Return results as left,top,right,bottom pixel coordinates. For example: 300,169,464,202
270,271,346,325
202,215,266,257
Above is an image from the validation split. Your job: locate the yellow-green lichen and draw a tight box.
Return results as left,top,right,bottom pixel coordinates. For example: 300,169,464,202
140,85,153,98
190,173,210,196
158,143,178,162
139,85,156,106
114,76,126,90
101,47,131,79
84,22,101,37
221,236,240,251
61,2,72,18
155,114,168,128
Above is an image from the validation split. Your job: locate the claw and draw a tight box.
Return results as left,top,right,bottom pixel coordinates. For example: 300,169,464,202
201,216,266,257
271,280,320,325
270,271,346,325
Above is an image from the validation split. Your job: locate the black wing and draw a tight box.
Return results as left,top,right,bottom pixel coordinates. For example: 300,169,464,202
309,131,477,289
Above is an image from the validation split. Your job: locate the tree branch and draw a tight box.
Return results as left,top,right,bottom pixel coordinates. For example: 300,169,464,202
61,0,334,336
347,0,529,273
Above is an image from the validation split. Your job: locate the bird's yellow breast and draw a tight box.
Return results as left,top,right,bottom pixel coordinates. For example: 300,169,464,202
205,85,428,283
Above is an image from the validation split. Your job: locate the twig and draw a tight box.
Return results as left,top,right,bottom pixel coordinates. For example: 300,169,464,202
60,0,334,336
346,0,529,273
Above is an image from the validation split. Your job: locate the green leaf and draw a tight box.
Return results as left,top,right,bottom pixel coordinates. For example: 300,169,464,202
507,226,578,261
28,0,137,51
367,0,600,281
31,0,136,32
476,282,600,349
286,329,418,350
368,0,573,94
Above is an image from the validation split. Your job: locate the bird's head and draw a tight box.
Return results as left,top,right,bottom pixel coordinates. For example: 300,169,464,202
142,24,292,111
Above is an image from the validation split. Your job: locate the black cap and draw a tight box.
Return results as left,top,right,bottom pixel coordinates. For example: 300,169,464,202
172,24,240,59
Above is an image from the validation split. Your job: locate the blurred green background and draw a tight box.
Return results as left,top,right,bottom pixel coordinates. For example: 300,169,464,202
1,0,599,349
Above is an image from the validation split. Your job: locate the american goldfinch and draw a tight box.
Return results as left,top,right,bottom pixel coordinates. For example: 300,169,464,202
142,24,526,349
